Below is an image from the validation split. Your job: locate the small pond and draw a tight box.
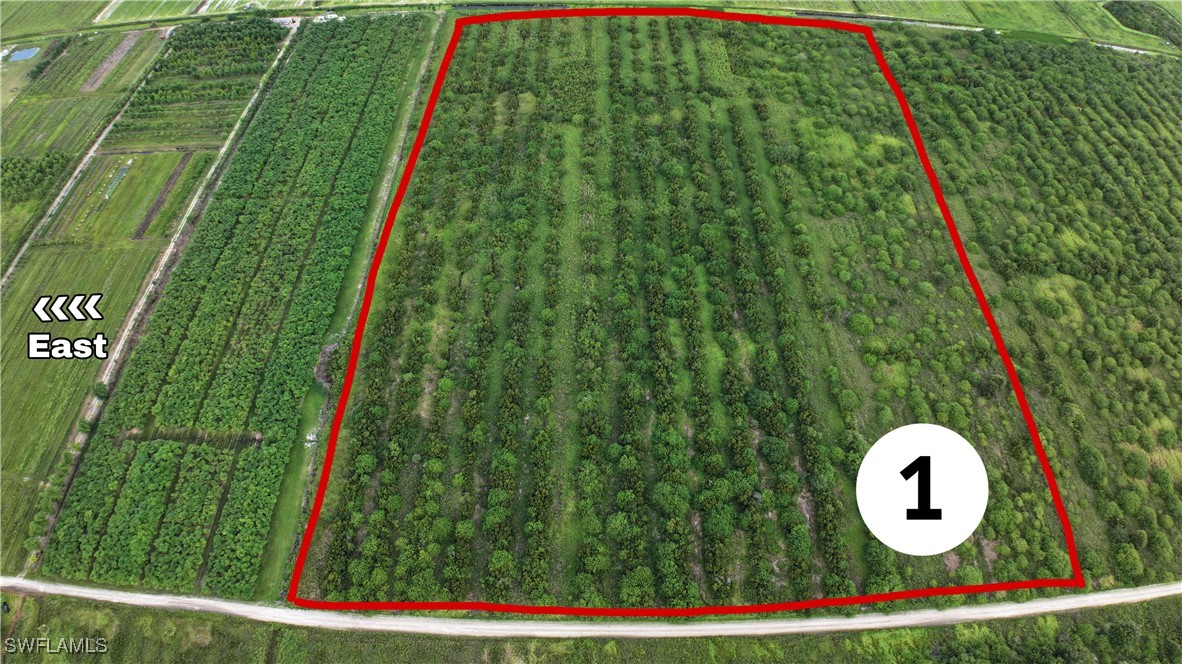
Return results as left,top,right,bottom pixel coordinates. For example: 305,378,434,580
8,47,40,62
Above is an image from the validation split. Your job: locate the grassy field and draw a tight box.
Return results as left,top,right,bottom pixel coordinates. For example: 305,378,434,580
1,38,50,109
0,240,163,573
1,30,164,157
0,0,106,39
107,0,203,21
856,0,977,24
1053,0,1171,50
1157,0,1182,24
44,151,214,241
0,591,1178,662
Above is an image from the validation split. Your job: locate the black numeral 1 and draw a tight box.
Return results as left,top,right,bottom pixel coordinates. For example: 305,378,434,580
901,455,942,520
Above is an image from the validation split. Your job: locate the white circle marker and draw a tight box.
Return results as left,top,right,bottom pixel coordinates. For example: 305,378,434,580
856,423,988,556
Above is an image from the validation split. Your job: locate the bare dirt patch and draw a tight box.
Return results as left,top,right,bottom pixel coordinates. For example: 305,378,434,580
80,31,140,93
134,151,194,239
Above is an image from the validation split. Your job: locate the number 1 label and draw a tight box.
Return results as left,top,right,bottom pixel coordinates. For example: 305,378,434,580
856,424,988,556
901,455,942,520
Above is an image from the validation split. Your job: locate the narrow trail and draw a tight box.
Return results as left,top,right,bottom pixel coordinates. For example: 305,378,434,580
0,576,1177,638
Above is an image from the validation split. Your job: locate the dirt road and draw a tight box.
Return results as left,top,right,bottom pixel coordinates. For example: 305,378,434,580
0,577,1176,638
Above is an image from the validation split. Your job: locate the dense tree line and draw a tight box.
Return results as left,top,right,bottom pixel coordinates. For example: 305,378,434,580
106,15,287,148
39,15,432,598
0,151,69,202
887,25,1180,585
305,16,1176,609
1105,1,1181,48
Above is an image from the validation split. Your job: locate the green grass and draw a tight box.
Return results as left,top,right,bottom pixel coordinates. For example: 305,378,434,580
1,38,50,109
964,1,1086,35
252,382,325,600
107,0,203,21
0,476,40,573
0,240,164,568
1,95,119,156
0,242,162,475
1157,0,1182,24
1,195,50,271
45,151,211,241
855,0,978,24
1,30,163,158
1055,0,1170,51
0,0,107,39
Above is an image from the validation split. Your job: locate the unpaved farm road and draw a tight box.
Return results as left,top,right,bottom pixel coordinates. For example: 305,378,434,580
1,577,1177,638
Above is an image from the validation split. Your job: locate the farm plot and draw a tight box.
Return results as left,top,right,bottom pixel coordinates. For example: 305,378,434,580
103,16,289,150
0,30,165,155
1,38,50,109
39,14,434,599
855,0,977,24
0,29,164,270
0,1,107,39
0,240,163,573
1054,1,1172,51
300,16,1070,609
106,0,203,22
2,17,287,578
44,151,214,242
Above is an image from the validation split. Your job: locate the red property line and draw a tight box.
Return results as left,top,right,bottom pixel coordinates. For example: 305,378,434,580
288,7,1085,617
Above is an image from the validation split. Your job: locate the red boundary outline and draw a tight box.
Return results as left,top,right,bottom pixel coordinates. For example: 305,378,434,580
289,7,1085,616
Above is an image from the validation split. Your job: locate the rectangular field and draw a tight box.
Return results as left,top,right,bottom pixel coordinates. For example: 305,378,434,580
38,14,437,599
0,240,163,573
2,17,288,581
103,16,289,150
0,1,107,39
45,151,214,241
856,0,977,24
106,0,203,21
1,30,164,157
295,13,1073,611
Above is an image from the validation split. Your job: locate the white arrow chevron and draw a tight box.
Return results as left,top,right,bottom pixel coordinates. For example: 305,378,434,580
84,293,103,320
33,296,52,322
68,294,86,321
50,295,69,322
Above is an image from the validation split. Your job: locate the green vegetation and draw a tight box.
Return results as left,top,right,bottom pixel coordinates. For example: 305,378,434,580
104,16,288,149
1,591,1179,662
43,151,214,241
1,17,284,578
108,0,204,22
856,0,977,24
1,30,163,157
37,14,434,600
2,38,52,109
1106,0,1182,47
0,29,164,269
308,16,1075,608
0,1,106,39
885,25,1181,588
0,240,162,574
